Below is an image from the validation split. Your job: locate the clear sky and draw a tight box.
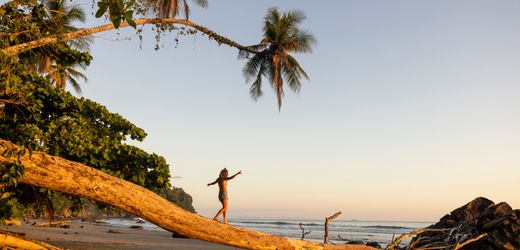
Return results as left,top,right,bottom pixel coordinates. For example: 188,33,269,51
66,0,520,221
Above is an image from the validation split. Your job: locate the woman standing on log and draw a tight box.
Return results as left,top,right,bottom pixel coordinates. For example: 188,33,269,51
207,168,241,224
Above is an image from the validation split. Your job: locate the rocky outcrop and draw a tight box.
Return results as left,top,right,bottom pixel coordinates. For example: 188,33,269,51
405,197,520,250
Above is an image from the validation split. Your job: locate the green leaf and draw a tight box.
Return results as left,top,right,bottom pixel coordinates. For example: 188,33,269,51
1,192,11,199
95,5,108,18
125,11,136,28
116,0,124,10
113,17,121,29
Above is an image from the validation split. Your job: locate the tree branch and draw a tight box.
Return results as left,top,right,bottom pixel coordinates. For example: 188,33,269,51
1,18,258,57
453,233,488,250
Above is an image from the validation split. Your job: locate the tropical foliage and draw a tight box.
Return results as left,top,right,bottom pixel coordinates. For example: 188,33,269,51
240,8,315,109
0,1,175,219
0,0,92,94
162,187,196,213
95,0,207,28
36,0,92,93
0,65,173,218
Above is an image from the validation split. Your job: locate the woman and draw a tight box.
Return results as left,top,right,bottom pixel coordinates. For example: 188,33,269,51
207,168,241,224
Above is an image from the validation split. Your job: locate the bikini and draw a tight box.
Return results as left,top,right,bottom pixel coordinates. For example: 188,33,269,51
219,190,228,201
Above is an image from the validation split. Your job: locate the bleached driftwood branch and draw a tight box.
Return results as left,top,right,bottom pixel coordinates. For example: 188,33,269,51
299,222,311,240
324,211,342,244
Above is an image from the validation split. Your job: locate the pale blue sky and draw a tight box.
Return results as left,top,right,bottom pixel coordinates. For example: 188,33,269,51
67,0,520,220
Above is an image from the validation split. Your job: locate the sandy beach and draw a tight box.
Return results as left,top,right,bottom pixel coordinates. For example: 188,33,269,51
1,220,241,250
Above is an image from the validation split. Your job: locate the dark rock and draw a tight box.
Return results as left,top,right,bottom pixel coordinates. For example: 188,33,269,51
129,225,143,229
345,240,364,245
107,229,121,233
407,197,520,250
171,231,187,238
122,213,136,219
365,241,381,248
484,202,512,218
9,232,26,237
483,217,507,229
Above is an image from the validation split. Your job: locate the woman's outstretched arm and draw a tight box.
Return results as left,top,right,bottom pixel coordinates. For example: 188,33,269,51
207,178,219,186
226,171,242,180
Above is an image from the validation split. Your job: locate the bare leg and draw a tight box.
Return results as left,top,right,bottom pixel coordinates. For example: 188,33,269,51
213,200,225,221
222,199,228,224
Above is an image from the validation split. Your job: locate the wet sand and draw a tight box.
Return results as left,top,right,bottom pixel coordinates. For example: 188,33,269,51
2,220,241,250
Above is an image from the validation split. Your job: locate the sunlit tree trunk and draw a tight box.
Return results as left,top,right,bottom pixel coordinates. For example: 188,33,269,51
0,18,257,57
0,139,374,250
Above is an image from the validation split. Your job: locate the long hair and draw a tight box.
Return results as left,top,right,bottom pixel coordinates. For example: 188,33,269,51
219,168,228,178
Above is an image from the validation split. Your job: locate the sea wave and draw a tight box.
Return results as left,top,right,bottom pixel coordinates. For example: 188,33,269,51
231,221,321,226
362,225,414,230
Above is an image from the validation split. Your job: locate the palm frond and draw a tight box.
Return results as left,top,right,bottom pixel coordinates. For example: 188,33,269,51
65,6,86,24
249,64,264,101
281,55,309,93
243,51,267,83
192,0,208,8
67,76,82,94
238,43,268,59
286,30,316,53
284,55,308,80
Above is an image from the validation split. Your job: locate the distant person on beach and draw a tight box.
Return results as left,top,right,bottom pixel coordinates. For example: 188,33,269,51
207,168,241,224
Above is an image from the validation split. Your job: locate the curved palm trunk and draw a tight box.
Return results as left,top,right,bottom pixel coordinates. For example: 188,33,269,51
0,18,258,57
0,139,374,250
272,54,284,110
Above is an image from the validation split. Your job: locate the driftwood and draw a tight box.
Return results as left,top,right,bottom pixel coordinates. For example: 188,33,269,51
385,228,451,250
34,220,71,228
1,220,20,226
385,227,489,250
0,231,62,250
324,212,342,244
453,233,488,250
299,223,311,240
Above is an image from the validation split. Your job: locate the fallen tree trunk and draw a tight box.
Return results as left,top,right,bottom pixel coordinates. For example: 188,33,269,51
0,231,62,250
0,139,374,250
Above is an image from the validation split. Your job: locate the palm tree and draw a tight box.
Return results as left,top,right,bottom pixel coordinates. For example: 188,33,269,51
241,8,316,110
147,0,208,19
35,0,91,94
47,61,88,94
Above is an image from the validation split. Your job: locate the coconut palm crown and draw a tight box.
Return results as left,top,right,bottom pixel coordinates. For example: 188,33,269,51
35,0,92,94
240,8,316,110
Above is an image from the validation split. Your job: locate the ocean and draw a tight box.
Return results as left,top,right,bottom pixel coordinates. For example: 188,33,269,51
100,218,432,246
